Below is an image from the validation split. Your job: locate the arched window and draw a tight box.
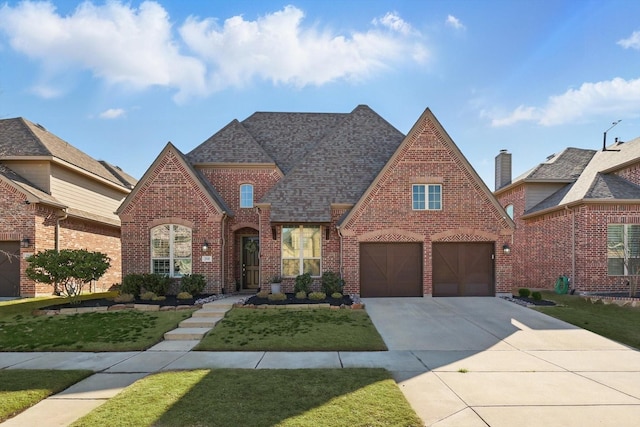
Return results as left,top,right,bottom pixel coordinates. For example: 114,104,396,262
151,224,192,277
505,204,514,219
240,184,254,208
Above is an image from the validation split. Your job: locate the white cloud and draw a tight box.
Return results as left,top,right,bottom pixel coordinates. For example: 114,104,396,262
445,15,465,30
99,108,126,119
0,2,427,101
618,30,640,49
490,77,640,127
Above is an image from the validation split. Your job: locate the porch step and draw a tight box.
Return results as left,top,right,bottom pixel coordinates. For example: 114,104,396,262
202,301,235,310
193,308,229,318
179,316,222,328
164,327,212,341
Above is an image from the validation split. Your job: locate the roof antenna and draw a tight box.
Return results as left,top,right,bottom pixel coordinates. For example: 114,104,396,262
602,120,621,152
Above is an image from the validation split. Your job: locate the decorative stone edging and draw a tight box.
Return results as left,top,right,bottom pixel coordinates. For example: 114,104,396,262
33,304,199,316
580,295,640,308
234,302,364,310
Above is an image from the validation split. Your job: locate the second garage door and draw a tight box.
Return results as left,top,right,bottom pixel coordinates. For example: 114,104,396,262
432,242,494,297
360,243,422,297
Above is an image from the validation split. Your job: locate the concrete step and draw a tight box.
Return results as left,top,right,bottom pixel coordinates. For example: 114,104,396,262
192,309,228,318
179,317,221,328
202,301,234,310
164,327,212,341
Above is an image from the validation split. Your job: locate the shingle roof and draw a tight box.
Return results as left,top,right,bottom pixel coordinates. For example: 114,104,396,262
260,105,405,222
514,147,596,182
0,117,136,189
585,173,640,199
0,163,64,207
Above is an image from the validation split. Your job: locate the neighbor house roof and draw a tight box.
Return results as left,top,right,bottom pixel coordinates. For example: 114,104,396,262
523,137,640,216
0,117,136,189
0,163,65,207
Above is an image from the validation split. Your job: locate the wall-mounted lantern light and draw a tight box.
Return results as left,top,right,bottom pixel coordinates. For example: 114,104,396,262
502,244,511,255
21,238,30,248
202,241,209,252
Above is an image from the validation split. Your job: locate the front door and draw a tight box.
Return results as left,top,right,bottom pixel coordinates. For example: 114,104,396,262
0,241,21,297
242,236,260,290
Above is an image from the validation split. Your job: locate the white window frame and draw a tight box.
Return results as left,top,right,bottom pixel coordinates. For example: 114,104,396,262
150,224,192,277
240,184,254,208
412,184,442,210
281,225,321,277
505,204,514,219
608,224,640,276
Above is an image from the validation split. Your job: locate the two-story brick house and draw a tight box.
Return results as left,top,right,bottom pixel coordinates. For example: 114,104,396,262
118,106,514,297
0,118,137,297
494,136,640,294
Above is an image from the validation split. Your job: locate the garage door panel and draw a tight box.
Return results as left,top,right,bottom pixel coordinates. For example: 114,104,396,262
433,243,494,297
0,242,21,297
361,243,422,297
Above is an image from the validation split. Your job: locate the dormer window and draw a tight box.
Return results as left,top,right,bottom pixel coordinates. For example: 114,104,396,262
240,184,254,208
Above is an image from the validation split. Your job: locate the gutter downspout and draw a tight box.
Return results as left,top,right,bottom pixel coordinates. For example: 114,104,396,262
336,225,344,279
55,208,68,252
221,212,227,294
257,207,262,290
566,205,576,289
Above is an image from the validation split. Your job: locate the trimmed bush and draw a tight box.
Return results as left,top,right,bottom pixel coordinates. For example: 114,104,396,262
321,271,344,295
142,273,170,296
152,295,166,301
294,273,312,294
531,291,542,301
114,293,135,303
180,274,206,296
177,291,193,300
331,292,343,299
140,291,156,301
295,291,307,300
518,288,531,298
256,290,269,299
121,273,145,298
268,292,287,301
308,292,326,301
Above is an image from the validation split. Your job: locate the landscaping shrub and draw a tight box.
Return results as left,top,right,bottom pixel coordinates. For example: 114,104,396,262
152,295,166,301
114,293,135,303
142,274,170,296
308,292,326,301
295,291,307,300
531,291,542,301
321,271,344,295
256,290,269,299
268,292,287,301
177,292,193,300
121,274,145,298
518,288,531,298
180,274,206,296
294,273,312,294
140,291,156,301
331,292,343,299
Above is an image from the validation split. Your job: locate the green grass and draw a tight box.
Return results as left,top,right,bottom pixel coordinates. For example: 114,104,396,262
72,369,422,427
196,308,387,351
0,369,92,422
535,291,640,350
0,295,194,351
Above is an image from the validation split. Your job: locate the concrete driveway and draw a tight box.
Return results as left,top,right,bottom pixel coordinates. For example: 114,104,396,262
363,297,640,426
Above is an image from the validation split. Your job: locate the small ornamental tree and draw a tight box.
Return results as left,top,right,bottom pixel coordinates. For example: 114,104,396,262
26,249,110,304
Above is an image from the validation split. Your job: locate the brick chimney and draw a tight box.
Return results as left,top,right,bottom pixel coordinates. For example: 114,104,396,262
495,149,512,191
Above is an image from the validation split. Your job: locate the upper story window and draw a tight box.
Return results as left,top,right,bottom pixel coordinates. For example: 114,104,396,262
151,224,192,277
505,204,514,219
282,225,321,277
240,184,254,208
607,224,640,276
413,184,442,210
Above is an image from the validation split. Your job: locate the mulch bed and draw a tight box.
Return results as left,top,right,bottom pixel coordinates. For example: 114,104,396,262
244,293,352,307
503,295,556,307
41,294,215,310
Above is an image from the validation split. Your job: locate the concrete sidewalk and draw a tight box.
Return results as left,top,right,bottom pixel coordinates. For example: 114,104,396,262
2,297,640,426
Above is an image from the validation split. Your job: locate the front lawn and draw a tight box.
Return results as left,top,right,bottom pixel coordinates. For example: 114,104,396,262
196,308,387,351
0,369,92,422
0,297,194,351
72,369,422,427
535,291,640,350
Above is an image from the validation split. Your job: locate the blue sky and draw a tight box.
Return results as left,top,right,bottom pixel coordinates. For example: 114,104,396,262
1,0,639,189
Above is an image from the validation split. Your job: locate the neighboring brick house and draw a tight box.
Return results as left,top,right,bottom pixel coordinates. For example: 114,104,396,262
0,118,137,297
118,106,514,297
494,136,640,294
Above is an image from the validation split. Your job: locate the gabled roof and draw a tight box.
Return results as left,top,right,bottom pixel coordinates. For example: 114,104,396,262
523,137,640,216
260,105,405,222
513,147,596,183
117,142,232,216
0,117,136,190
186,119,275,165
0,163,65,207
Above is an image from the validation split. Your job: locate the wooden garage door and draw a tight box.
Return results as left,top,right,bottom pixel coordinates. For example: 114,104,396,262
433,242,494,297
0,241,21,297
360,243,422,297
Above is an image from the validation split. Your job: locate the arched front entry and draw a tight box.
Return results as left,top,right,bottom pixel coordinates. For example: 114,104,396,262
235,227,259,291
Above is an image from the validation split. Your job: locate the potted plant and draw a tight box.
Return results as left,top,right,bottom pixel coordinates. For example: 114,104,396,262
269,275,283,294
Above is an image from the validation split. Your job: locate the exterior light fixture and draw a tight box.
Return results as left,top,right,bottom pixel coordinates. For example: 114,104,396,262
202,241,209,252
502,244,511,255
21,238,30,248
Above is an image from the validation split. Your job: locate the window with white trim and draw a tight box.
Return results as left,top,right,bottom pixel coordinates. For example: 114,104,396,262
505,204,514,219
240,184,254,208
282,225,321,277
151,224,192,277
412,184,442,210
608,224,640,276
